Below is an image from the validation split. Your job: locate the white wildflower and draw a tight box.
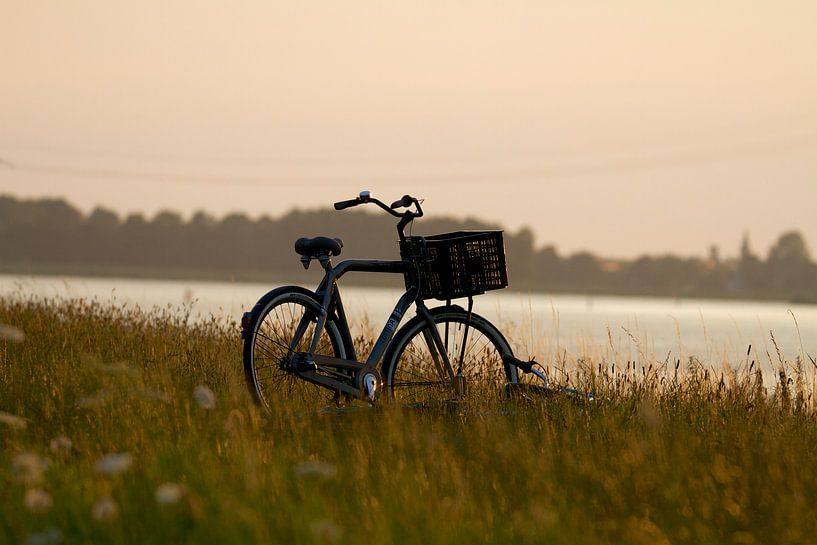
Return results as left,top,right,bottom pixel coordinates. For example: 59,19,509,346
155,482,186,505
294,460,337,478
310,519,343,543
135,388,172,402
91,496,119,521
49,436,73,458
223,409,246,435
75,388,110,409
25,527,62,545
94,453,133,476
11,453,49,486
0,411,27,429
92,361,140,377
24,488,53,513
193,385,216,409
0,324,25,343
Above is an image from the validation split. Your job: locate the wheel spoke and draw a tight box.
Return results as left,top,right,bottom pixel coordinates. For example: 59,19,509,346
244,292,343,413
387,312,510,403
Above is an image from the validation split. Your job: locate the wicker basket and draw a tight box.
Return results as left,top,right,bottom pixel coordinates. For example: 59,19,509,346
400,230,508,301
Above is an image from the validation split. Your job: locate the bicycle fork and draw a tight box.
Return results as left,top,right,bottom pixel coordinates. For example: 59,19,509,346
415,300,473,398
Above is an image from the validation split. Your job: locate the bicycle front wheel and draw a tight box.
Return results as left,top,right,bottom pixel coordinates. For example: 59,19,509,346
381,307,517,404
243,287,347,414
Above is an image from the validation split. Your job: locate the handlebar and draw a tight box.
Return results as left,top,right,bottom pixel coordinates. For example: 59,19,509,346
334,191,423,241
333,191,423,219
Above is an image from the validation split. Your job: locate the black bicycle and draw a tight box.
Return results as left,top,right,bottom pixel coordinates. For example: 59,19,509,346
241,191,541,413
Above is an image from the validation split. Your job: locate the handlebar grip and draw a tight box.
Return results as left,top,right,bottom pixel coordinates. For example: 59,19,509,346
334,199,360,210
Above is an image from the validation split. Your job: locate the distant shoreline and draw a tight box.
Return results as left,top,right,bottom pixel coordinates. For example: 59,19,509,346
2,261,814,306
3,194,817,306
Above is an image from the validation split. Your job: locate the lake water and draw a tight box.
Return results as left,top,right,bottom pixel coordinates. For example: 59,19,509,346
1,274,815,373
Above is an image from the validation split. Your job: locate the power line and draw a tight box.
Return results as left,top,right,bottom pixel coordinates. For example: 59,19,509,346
0,131,815,186
3,111,816,166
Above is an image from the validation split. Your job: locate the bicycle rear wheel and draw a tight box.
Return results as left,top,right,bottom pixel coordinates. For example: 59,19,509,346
243,287,346,414
381,307,517,404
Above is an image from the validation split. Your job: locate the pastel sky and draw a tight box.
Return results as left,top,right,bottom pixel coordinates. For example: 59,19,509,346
1,1,815,258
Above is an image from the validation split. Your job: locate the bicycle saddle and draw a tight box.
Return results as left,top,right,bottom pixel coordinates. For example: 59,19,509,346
294,236,343,257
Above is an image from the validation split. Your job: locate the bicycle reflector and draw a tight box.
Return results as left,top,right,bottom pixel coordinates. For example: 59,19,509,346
241,312,251,330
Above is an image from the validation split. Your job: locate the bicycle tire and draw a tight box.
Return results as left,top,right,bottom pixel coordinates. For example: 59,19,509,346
243,286,347,414
381,306,517,403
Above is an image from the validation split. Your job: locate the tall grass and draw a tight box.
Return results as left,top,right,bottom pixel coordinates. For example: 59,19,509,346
2,297,817,544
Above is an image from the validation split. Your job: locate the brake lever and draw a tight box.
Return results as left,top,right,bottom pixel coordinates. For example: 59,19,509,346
503,354,548,387
390,194,413,209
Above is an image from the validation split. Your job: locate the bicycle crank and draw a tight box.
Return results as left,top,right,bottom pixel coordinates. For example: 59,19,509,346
292,353,382,402
355,366,382,403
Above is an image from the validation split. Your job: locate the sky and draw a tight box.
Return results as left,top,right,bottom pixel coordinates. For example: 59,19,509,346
1,1,815,259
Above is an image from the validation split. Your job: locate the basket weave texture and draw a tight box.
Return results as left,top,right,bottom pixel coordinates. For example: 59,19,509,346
400,230,508,301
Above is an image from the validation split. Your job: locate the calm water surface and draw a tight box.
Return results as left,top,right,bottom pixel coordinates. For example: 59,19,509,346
1,274,814,370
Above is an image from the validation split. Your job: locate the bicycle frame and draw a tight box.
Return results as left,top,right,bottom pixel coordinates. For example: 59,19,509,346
312,257,409,363
290,255,461,398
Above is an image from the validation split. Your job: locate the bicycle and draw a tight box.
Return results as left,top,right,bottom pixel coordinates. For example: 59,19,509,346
240,191,533,413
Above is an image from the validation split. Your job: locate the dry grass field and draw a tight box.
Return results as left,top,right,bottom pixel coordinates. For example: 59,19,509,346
2,296,817,544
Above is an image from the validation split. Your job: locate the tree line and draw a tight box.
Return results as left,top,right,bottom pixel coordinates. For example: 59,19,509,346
1,194,815,302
